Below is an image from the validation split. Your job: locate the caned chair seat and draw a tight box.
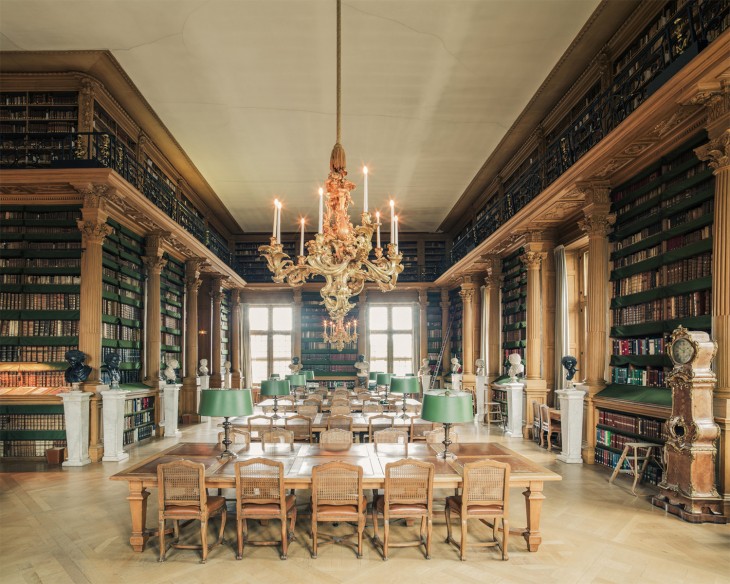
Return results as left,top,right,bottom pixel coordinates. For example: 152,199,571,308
286,414,313,443
446,496,504,516
314,496,368,517
261,428,294,451
368,414,395,442
163,498,226,518
374,497,429,515
240,494,297,516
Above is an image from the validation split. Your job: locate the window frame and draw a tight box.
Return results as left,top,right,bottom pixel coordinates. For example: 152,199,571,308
367,304,414,375
248,305,293,384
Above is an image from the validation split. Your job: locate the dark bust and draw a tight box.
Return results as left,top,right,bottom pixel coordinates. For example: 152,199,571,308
561,355,578,381
65,349,93,384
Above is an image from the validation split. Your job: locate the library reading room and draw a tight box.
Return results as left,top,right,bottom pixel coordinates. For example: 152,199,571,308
0,1,729,582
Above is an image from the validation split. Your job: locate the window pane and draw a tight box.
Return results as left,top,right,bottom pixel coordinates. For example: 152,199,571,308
393,334,413,358
250,334,268,360
393,359,413,377
392,306,413,330
272,334,291,359
371,359,388,374
272,306,292,331
272,360,290,380
251,360,268,386
369,333,388,358
369,306,388,330
249,306,268,330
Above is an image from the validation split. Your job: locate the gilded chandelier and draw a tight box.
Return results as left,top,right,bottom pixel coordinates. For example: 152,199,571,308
259,0,403,327
323,318,358,351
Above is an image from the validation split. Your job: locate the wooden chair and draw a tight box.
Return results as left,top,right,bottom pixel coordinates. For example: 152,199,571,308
261,428,294,451
234,458,297,560
311,461,366,558
425,428,459,444
297,405,318,420
333,389,349,399
157,460,227,563
330,404,351,416
540,404,560,451
302,398,321,410
386,398,401,412
372,459,434,560
278,395,296,412
445,459,510,561
315,389,328,399
262,405,276,415
373,428,409,455
484,402,505,427
362,402,383,414
532,401,542,444
286,414,313,443
405,402,421,415
410,418,436,442
331,398,350,408
357,392,372,402
319,428,353,451
327,414,353,432
217,428,251,449
247,415,273,442
368,414,395,442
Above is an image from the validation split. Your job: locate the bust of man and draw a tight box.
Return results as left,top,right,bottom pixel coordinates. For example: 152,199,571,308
164,358,179,384
223,360,231,374
289,357,303,374
475,359,486,377
418,358,431,377
561,355,578,382
354,355,369,387
64,350,92,384
199,358,209,376
103,352,121,389
507,353,525,382
450,357,462,374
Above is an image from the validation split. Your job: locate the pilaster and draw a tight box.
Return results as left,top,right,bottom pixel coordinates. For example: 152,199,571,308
419,289,429,366
209,276,224,388
459,276,478,390
230,288,243,388
484,256,502,383
440,288,451,379
576,181,615,462
142,232,167,386
181,258,203,418
293,288,303,359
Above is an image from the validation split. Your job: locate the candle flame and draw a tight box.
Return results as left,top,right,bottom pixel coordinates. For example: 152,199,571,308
363,166,368,174
389,200,395,208
318,187,324,196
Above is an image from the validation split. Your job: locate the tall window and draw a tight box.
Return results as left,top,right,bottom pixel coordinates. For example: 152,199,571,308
368,305,414,376
248,306,292,385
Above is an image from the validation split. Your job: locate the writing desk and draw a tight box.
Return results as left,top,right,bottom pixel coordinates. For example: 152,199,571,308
110,441,561,554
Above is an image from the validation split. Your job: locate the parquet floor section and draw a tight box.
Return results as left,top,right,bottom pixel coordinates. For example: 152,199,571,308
1,422,729,584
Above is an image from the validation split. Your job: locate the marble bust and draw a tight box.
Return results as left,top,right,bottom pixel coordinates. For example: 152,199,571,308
507,353,524,382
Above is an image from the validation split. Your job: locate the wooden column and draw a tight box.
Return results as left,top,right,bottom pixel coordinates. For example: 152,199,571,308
209,276,224,388
357,290,368,357
418,289,428,366
293,289,302,358
142,233,167,386
473,277,482,365
520,247,548,438
460,277,477,387
696,124,730,514
440,288,451,382
484,256,502,383
230,288,243,388
577,181,615,463
181,259,203,418
540,237,556,404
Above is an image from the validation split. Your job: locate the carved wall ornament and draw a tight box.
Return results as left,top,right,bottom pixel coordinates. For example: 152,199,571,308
578,212,616,237
73,183,112,211
459,287,475,303
519,251,544,269
695,130,730,172
649,105,702,139
687,86,730,125
77,220,113,244
142,255,167,275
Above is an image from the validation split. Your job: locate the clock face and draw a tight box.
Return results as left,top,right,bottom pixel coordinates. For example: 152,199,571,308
671,338,695,365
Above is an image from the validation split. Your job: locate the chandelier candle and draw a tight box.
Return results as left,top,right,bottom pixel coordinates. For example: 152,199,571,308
363,166,368,212
376,211,381,248
300,218,305,256
389,199,394,240
318,187,324,233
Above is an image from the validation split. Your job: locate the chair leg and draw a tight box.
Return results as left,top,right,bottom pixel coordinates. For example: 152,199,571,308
372,507,381,550
444,505,452,544
236,515,244,560
311,519,318,559
217,508,227,546
357,515,364,559
383,518,389,560
289,507,297,541
158,518,166,562
426,516,432,560
460,518,467,561
502,517,509,560
200,518,209,564
280,516,288,559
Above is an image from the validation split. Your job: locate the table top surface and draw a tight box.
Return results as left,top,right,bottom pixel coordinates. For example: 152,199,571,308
110,441,562,485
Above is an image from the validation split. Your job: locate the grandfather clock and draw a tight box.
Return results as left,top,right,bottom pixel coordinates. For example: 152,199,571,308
653,326,725,523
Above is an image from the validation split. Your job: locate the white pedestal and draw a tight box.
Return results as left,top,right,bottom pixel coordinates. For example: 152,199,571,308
199,375,210,390
101,389,129,462
421,375,431,395
504,382,524,437
556,384,586,464
450,374,462,391
224,373,232,389
163,383,182,437
61,391,91,467
475,375,487,417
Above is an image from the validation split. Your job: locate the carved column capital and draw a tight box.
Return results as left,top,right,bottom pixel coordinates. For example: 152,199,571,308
73,183,113,211
687,85,730,135
570,180,611,206
142,255,167,275
77,220,113,245
418,289,428,307
145,231,170,253
230,288,241,306
459,287,475,303
520,251,544,270
695,129,730,173
578,212,616,237
185,258,204,292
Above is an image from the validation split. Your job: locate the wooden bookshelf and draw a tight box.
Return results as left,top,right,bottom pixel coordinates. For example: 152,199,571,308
160,253,184,367
448,288,463,374
221,289,230,366
122,388,157,448
501,247,526,376
426,291,442,376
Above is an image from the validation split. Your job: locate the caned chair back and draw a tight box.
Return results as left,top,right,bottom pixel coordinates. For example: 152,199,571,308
319,428,353,450
314,389,328,399
357,392,372,402
235,458,285,508
303,398,321,409
262,405,276,414
312,461,363,507
461,459,510,512
297,405,319,419
368,414,395,442
261,428,294,451
217,428,251,447
424,428,460,444
158,459,206,512
247,415,273,441
285,414,313,443
405,403,421,415
327,414,353,431
278,395,296,411
330,404,351,416
362,403,383,414
410,418,436,441
384,459,434,509
373,429,409,454
333,389,349,398
331,398,350,407
539,404,550,431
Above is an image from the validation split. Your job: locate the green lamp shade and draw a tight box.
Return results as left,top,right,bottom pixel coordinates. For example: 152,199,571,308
260,379,291,396
389,376,420,394
198,389,254,417
286,374,307,386
369,371,383,381
303,370,315,381
421,390,473,423
376,373,393,386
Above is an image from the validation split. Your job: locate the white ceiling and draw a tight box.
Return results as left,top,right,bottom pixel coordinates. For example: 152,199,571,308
0,0,600,233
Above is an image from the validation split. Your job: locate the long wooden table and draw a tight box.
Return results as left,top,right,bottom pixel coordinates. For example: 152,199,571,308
232,411,427,433
110,441,561,553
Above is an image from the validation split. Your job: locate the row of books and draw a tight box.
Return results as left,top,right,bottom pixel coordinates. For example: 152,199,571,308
163,291,181,305
503,312,526,325
0,225,78,234
102,346,140,363
611,291,711,325
614,222,664,250
122,424,154,446
665,253,712,285
612,271,659,296
596,428,656,451
610,365,665,387
0,258,81,269
0,319,79,337
162,303,181,316
612,337,666,356
0,241,81,250
125,399,153,418
305,365,356,373
162,315,179,329
666,225,712,252
102,299,142,321
503,329,525,343
0,345,76,363
27,122,76,133
0,92,78,106
0,413,64,430
162,332,180,346
502,298,524,313
598,410,667,440
102,322,142,342
0,370,68,388
594,447,664,485
666,200,714,230
0,293,80,310
0,439,67,458
124,411,154,429
302,342,334,351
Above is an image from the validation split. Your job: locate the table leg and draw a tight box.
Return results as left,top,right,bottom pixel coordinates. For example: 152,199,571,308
522,481,545,552
127,481,150,552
